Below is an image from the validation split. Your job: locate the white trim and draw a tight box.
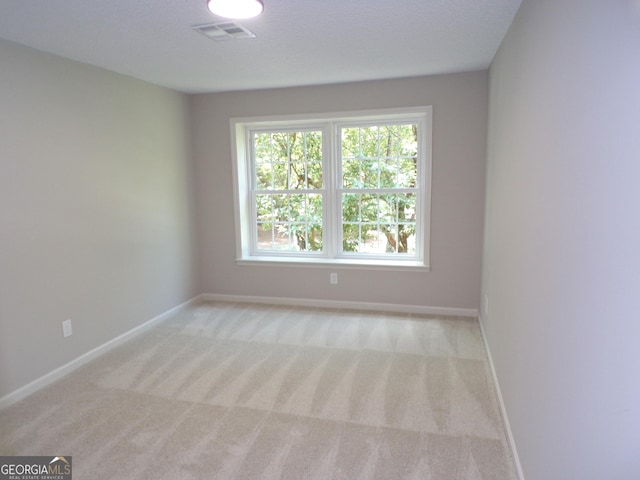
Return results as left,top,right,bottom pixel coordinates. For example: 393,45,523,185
478,313,526,480
236,256,430,271
231,106,433,267
202,293,477,317
230,106,432,128
0,295,203,410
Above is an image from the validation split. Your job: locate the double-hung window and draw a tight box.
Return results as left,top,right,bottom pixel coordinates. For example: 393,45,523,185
231,107,432,269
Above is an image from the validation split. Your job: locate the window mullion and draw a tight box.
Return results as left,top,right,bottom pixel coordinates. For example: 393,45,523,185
324,122,337,259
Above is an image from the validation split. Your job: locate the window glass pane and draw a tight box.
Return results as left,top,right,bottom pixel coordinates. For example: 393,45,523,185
398,193,416,222
341,125,417,190
255,194,271,220
340,123,418,190
378,125,391,158
398,158,417,188
273,223,294,251
360,126,379,158
288,162,306,189
390,125,404,156
342,223,360,252
255,192,323,253
254,130,323,191
254,133,273,189
379,159,398,189
287,194,305,220
337,120,421,257
340,192,419,253
342,159,359,188
360,160,379,189
342,193,358,222
270,194,287,222
256,162,273,190
305,225,323,251
379,194,397,223
288,223,323,252
256,221,293,251
272,161,288,190
343,222,397,254
360,194,378,223
396,224,416,254
271,133,289,163
341,127,361,158
256,222,273,249
376,224,416,254
400,124,418,157
339,191,418,255
288,132,303,162
252,129,324,253
307,193,323,224
306,193,323,252
307,161,323,189
380,225,399,253
254,133,271,160
306,131,322,161
367,228,388,253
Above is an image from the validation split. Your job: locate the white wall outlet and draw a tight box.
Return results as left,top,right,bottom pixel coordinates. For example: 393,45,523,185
330,272,338,285
62,319,73,338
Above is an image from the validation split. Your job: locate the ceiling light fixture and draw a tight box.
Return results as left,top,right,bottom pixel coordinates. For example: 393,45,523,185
207,0,264,19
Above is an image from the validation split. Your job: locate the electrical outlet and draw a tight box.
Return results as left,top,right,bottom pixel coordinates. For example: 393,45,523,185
62,319,73,338
330,272,338,285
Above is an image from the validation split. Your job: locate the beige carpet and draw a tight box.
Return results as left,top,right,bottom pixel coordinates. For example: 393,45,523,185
0,302,517,479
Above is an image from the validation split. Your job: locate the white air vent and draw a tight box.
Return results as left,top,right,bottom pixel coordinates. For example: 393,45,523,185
193,22,256,41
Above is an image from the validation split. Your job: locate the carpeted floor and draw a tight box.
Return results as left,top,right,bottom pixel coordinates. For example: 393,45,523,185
0,302,518,479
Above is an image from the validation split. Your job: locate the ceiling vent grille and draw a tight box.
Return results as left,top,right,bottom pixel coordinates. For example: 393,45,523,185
193,22,256,41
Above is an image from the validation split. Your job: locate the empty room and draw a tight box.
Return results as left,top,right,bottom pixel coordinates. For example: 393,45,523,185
1,1,639,479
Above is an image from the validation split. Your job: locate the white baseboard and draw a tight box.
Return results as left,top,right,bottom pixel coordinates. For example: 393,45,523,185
478,313,525,480
0,294,203,410
202,293,478,318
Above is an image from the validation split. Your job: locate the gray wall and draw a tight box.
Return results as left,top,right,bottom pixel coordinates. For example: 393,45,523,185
0,40,199,399
191,72,488,310
482,1,640,478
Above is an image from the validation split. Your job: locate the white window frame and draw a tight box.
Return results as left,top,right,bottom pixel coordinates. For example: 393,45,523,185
231,107,432,270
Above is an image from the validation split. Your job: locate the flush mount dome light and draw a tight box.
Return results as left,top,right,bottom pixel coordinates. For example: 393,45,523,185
207,0,264,19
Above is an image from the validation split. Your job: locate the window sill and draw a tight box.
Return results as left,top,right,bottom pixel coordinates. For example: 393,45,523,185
236,256,430,272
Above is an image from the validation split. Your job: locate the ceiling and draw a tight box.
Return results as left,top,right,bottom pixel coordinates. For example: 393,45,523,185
0,0,522,94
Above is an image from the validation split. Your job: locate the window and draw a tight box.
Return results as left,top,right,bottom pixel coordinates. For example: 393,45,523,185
253,130,324,252
231,107,432,269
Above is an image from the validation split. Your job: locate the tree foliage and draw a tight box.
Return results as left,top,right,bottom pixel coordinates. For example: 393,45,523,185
255,130,323,251
341,124,418,254
253,123,418,254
